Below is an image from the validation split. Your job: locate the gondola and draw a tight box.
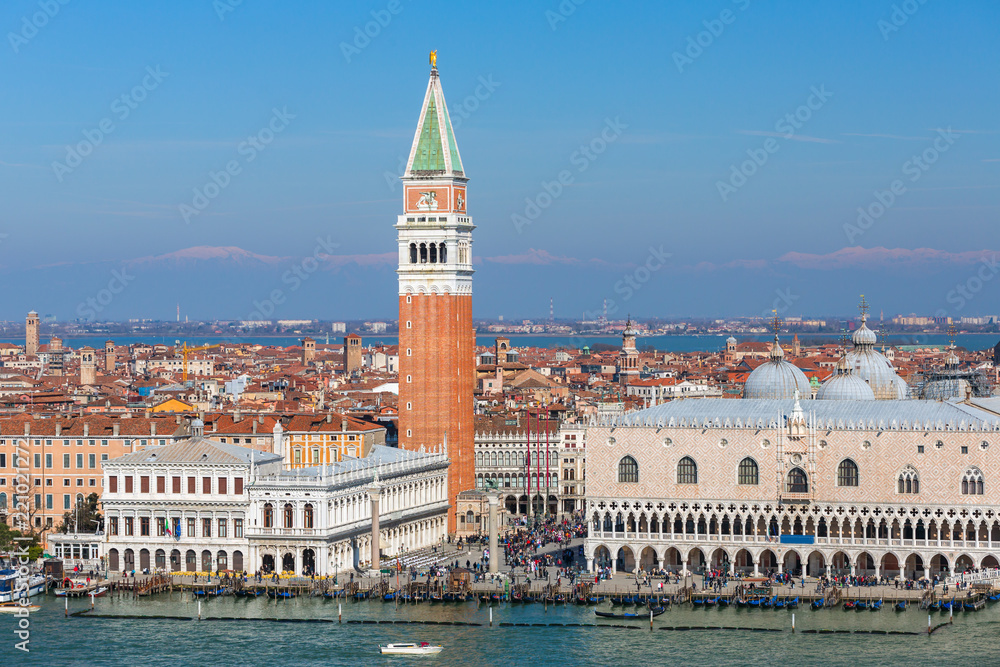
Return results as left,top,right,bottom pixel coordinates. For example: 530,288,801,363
964,597,985,611
988,594,1000,603
383,592,396,601
870,599,882,611
760,596,774,609
894,601,906,611
843,600,855,610
811,598,824,610
595,606,666,619
787,597,799,609
940,599,952,611
735,598,748,608
718,597,730,607
928,600,940,611
705,596,718,607
588,596,602,604
855,600,867,611
268,590,295,599
773,598,785,609
692,597,705,606
747,597,760,607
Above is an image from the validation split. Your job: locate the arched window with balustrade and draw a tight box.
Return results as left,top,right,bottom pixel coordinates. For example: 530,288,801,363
787,467,809,493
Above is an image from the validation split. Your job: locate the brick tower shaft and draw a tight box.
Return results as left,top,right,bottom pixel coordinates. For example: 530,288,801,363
396,57,475,533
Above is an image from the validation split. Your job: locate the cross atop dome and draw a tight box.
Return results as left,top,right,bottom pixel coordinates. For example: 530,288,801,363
770,310,783,337
858,294,869,320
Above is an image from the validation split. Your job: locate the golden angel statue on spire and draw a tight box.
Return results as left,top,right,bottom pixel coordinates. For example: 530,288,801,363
429,50,437,68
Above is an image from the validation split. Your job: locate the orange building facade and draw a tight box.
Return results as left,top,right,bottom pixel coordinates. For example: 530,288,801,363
397,60,475,532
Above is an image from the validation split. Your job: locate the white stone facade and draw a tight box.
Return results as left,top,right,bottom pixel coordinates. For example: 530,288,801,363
102,438,449,576
246,446,449,575
102,438,276,573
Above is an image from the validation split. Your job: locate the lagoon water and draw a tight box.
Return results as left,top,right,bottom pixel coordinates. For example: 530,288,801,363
0,333,994,353
3,594,999,666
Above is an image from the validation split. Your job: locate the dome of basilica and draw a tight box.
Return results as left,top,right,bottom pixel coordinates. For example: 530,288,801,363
844,314,908,400
742,337,812,400
817,356,876,401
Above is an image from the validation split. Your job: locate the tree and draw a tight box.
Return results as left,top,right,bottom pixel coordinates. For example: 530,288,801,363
59,493,102,534
0,522,42,560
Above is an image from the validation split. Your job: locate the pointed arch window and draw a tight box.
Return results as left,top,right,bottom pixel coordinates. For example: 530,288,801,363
786,467,808,493
897,466,919,494
837,459,859,487
962,467,984,495
738,457,759,485
677,457,697,484
618,456,638,483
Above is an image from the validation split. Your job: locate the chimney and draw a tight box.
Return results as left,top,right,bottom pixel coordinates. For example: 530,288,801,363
175,415,181,425
55,423,62,437
24,422,30,437
327,413,332,424
83,423,89,437
252,420,257,434
341,417,348,432
151,422,157,437
234,408,242,423
112,423,120,437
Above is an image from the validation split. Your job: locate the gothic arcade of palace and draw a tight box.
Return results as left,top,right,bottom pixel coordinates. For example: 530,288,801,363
584,394,1000,580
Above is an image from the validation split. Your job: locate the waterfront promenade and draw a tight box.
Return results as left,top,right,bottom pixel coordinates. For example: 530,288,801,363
91,536,988,606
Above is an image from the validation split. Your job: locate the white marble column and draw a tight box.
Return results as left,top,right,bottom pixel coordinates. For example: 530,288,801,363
488,494,499,573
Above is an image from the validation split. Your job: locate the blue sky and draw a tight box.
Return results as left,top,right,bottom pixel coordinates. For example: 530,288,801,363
2,0,998,322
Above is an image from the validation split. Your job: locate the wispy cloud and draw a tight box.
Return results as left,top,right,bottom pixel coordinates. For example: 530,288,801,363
484,248,633,269
321,252,396,269
776,246,998,270
737,130,840,144
686,246,998,272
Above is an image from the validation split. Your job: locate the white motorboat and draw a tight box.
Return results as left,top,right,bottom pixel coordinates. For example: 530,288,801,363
0,569,46,603
379,643,444,655
0,603,40,613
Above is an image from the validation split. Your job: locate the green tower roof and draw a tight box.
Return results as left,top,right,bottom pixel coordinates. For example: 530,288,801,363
405,68,465,177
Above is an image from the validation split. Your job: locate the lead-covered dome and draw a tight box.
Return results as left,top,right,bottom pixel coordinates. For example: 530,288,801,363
743,337,812,400
845,314,908,399
818,356,876,401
